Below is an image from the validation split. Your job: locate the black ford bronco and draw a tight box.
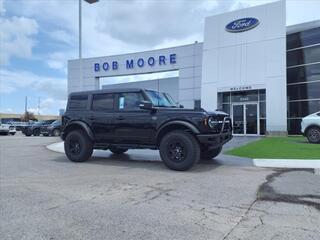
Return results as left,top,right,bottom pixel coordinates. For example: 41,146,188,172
62,88,232,171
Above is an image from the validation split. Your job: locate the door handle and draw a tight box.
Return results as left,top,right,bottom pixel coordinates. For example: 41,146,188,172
116,116,125,120
88,116,96,120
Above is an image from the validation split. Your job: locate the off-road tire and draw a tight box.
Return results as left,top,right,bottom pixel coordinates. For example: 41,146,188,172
306,126,320,144
33,128,40,136
201,146,222,160
109,147,128,154
64,130,93,162
159,130,200,171
24,129,32,136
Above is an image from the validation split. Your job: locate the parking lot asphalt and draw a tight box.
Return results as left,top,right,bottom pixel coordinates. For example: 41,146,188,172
1,134,319,240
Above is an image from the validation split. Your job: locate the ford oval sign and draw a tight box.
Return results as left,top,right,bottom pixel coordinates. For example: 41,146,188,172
225,18,259,33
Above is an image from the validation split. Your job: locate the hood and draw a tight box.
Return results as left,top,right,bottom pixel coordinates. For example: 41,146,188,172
156,107,228,116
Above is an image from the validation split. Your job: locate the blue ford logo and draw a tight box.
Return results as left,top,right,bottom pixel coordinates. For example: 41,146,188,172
225,17,259,32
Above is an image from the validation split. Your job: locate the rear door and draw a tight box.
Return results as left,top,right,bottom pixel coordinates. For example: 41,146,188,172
89,93,116,143
113,91,155,144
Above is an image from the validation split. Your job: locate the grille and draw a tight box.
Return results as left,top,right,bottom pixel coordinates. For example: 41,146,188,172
210,116,232,133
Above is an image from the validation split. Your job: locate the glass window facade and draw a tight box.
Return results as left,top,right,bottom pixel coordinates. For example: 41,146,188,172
287,27,320,134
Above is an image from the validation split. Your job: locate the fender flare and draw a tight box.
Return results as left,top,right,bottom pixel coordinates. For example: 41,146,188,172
62,120,94,140
156,120,200,141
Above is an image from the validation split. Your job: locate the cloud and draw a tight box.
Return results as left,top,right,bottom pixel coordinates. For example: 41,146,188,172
46,51,76,73
4,0,238,59
0,0,6,16
0,69,66,100
95,0,222,47
47,30,75,46
0,16,38,65
26,98,66,115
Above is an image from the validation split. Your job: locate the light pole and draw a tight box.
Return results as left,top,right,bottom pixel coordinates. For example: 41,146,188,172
79,0,99,89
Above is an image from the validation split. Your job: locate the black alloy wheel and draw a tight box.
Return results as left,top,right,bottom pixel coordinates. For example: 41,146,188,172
167,141,187,163
159,130,200,171
64,130,93,162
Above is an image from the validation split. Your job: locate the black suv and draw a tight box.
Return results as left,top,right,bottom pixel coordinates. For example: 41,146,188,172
41,120,62,136
62,88,232,171
23,120,56,136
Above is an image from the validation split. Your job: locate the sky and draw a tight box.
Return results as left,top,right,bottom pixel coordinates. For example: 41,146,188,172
0,0,319,115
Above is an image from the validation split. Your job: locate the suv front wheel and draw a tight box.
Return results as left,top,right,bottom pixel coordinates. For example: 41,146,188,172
306,126,320,144
159,130,200,171
64,130,93,162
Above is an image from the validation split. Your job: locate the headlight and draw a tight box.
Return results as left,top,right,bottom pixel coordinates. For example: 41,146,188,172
208,117,219,128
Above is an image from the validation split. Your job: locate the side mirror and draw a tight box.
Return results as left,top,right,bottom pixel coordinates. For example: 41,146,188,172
179,104,184,108
139,101,153,110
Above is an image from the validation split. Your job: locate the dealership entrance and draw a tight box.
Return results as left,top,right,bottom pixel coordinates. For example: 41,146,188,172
232,103,259,135
218,89,266,136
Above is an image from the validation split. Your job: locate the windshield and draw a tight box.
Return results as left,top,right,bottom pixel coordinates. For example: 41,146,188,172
33,121,43,126
51,120,61,125
145,90,177,107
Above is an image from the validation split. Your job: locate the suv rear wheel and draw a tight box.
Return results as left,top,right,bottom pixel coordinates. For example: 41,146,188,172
306,126,320,144
109,147,128,154
159,130,200,171
64,130,93,162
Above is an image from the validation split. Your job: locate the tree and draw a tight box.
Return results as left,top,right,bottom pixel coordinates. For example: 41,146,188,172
21,111,37,122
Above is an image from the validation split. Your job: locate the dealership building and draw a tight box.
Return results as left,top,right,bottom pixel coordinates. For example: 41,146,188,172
68,1,320,136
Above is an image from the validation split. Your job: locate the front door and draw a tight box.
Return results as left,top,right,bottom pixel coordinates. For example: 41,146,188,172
232,103,258,135
113,92,155,144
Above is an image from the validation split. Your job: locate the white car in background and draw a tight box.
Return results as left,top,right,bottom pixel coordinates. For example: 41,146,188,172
301,111,320,144
0,119,16,136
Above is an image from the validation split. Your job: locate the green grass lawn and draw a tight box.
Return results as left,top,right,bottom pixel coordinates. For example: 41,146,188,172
226,136,320,159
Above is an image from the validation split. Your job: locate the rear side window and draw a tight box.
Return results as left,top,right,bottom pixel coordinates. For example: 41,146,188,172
92,93,114,111
68,95,88,110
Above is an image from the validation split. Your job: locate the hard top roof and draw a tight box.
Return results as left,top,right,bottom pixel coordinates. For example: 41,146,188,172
69,88,145,96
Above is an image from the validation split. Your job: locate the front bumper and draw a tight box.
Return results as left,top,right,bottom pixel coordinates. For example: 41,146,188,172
197,116,233,147
197,131,233,147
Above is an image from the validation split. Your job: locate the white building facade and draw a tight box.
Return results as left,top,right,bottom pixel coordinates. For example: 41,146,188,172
68,1,320,135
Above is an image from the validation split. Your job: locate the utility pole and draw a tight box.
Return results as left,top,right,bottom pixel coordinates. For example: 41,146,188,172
38,97,40,115
25,96,28,113
79,0,99,89
79,0,82,89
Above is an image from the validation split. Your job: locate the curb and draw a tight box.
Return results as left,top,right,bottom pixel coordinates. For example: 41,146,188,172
253,159,320,169
46,142,64,153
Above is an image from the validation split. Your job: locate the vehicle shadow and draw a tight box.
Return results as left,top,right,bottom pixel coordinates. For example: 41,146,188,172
51,152,220,173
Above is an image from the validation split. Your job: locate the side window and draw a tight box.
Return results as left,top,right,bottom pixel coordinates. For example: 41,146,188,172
118,92,144,111
68,94,88,110
92,93,114,111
